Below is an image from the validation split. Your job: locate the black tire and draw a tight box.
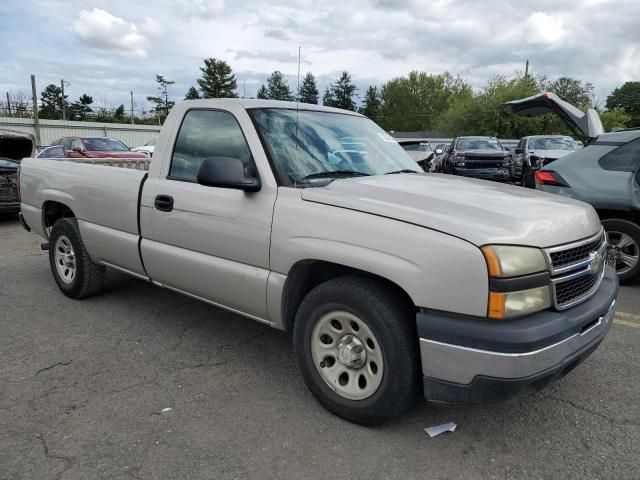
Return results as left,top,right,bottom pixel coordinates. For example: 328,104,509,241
602,218,640,284
293,275,421,425
49,218,105,298
522,165,535,188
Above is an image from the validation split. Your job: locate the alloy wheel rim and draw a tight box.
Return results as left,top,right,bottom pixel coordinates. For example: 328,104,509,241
54,235,76,284
606,231,639,275
310,311,384,401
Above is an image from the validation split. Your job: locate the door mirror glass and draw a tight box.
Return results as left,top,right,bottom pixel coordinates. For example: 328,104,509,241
196,156,261,192
435,148,443,155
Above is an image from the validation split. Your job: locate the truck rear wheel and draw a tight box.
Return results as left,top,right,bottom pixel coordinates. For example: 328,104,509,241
49,218,105,298
603,219,640,283
293,276,420,425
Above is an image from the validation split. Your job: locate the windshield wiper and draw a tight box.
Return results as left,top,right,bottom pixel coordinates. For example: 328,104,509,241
302,170,371,181
385,169,420,175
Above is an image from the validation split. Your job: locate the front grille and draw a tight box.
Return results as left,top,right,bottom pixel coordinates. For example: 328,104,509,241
554,271,601,307
549,234,604,270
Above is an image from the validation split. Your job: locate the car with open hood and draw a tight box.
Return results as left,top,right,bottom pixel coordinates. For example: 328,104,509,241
506,93,639,282
0,129,34,215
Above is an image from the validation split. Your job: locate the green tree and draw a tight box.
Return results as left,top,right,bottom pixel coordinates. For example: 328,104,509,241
146,75,175,123
606,82,640,127
600,108,632,132
197,58,238,98
438,74,544,138
257,71,294,101
359,85,381,119
39,84,67,119
69,94,93,121
298,72,319,104
256,85,268,99
548,77,594,108
323,71,358,111
113,104,127,123
185,86,200,100
379,71,472,131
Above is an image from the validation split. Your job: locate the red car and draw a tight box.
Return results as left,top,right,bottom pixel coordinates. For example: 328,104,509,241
50,137,149,159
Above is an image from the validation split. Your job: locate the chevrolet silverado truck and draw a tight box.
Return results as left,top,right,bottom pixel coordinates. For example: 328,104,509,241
19,99,618,425
443,136,513,182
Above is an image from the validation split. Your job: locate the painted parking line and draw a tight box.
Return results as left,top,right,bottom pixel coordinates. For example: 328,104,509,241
614,311,640,329
615,310,640,321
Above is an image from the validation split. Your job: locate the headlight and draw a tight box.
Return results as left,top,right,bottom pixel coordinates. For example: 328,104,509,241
488,287,552,319
482,245,551,319
481,245,547,277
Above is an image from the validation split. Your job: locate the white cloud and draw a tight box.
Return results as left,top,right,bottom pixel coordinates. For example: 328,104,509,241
173,0,225,19
523,12,566,45
72,8,150,58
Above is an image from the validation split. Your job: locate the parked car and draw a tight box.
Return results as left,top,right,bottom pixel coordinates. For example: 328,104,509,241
535,129,640,282
131,137,157,157
50,137,149,159
506,93,638,282
36,145,66,158
514,135,580,188
396,138,434,171
442,136,513,182
430,143,448,172
0,130,34,215
19,99,618,425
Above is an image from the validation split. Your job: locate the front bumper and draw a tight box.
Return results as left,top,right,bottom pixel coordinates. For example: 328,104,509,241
417,265,618,404
452,167,512,182
0,201,20,214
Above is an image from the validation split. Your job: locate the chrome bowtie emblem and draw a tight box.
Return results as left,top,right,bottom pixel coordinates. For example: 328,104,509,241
588,250,603,273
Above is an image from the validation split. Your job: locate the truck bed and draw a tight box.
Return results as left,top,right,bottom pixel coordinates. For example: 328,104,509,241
20,156,149,277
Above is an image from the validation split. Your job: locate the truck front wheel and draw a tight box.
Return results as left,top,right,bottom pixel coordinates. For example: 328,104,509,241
293,276,420,425
49,218,105,298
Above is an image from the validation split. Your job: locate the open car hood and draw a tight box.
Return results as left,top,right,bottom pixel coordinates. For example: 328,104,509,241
504,92,604,142
0,129,35,162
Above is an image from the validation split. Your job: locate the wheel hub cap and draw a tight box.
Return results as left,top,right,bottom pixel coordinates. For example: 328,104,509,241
337,335,367,369
310,311,384,401
54,235,76,284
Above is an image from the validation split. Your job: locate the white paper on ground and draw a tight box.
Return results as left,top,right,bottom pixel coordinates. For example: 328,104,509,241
424,422,457,437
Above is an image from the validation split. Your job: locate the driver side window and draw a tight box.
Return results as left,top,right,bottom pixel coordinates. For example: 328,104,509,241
169,109,253,182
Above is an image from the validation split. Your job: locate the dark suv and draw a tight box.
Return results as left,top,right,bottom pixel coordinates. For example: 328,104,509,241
443,136,513,182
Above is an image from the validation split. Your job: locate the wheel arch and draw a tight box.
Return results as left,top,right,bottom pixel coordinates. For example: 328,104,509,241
42,200,76,239
280,259,416,332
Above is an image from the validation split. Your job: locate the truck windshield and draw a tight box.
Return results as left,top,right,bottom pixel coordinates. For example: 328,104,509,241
83,138,130,152
456,138,504,151
529,137,578,151
249,108,421,186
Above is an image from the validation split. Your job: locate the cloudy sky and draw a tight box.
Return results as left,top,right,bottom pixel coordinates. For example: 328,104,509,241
1,0,638,113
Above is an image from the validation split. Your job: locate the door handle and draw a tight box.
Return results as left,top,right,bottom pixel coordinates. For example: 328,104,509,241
154,194,174,212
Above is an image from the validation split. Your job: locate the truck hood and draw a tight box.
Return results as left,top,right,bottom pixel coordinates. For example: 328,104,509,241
300,173,600,248
530,149,576,159
458,150,509,157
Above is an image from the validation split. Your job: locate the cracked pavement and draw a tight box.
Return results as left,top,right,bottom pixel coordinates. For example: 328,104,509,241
1,214,639,480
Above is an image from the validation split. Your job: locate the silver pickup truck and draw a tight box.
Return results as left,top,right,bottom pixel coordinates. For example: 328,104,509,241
19,99,618,425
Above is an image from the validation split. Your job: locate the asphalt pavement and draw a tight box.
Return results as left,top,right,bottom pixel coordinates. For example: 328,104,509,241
1,214,638,480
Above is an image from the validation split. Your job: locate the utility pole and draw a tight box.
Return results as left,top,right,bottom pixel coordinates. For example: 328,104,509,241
60,78,67,120
6,92,11,116
130,91,134,125
524,59,529,78
31,75,42,147
297,46,301,98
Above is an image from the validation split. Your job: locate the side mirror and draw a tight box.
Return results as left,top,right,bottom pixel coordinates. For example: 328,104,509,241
71,146,83,153
435,148,443,155
196,157,261,192
514,148,523,154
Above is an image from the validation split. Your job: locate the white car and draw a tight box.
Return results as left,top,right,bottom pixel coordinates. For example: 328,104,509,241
131,137,156,156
